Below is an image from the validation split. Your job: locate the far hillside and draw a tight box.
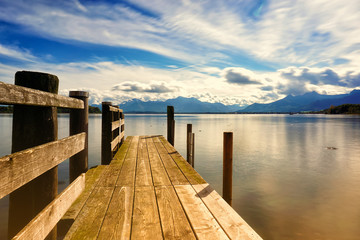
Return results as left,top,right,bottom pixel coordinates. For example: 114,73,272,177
317,104,360,114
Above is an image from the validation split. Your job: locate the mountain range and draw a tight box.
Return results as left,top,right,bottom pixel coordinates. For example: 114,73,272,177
117,97,242,113
92,90,360,113
240,89,360,112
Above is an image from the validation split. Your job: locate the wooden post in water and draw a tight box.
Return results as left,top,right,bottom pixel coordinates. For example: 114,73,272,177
102,102,112,165
187,124,192,164
8,71,58,240
69,91,89,183
167,106,175,146
223,132,233,206
191,133,195,168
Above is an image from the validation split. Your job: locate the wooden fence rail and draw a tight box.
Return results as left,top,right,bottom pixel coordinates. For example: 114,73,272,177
0,71,88,240
101,102,125,165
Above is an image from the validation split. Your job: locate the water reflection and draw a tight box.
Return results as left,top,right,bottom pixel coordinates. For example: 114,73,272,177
0,114,360,239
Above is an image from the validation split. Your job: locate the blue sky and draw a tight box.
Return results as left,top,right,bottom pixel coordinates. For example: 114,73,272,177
0,0,359,106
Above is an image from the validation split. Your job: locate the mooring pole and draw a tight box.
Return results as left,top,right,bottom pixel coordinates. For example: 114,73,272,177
187,124,192,164
223,132,233,206
167,106,175,146
69,91,89,183
9,71,58,240
191,133,195,168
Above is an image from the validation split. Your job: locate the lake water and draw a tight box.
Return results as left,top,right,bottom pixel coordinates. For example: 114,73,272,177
1,113,360,239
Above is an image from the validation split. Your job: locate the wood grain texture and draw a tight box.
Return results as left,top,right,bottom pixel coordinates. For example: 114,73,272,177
153,136,188,185
155,185,196,239
116,136,139,187
111,136,132,163
111,135,120,152
97,186,134,239
131,186,162,239
135,136,153,186
159,136,206,185
146,137,171,186
193,184,263,240
111,120,120,131
64,186,114,240
60,166,106,222
13,174,85,240
109,106,123,112
174,185,229,240
0,133,85,199
0,81,83,109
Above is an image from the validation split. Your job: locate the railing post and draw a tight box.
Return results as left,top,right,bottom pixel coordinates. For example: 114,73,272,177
120,111,125,144
69,91,89,183
187,124,192,164
8,71,58,240
223,132,233,206
102,102,112,165
167,106,175,146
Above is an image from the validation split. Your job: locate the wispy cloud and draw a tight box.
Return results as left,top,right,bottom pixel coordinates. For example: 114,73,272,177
0,44,37,62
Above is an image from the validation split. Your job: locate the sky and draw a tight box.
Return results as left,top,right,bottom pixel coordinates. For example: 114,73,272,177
0,0,359,106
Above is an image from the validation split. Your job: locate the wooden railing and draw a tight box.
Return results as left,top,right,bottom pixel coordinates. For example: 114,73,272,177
101,101,125,165
0,71,88,240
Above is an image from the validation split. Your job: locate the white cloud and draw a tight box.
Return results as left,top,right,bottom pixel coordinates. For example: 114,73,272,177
0,0,359,66
0,44,37,62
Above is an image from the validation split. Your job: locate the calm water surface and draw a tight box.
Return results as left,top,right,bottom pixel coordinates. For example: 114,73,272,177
1,113,360,239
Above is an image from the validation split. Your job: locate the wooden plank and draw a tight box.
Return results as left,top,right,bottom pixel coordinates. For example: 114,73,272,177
153,136,188,185
111,135,120,151
111,136,132,163
64,186,114,239
159,136,206,185
59,165,106,235
146,136,171,186
96,163,123,188
135,136,153,186
0,133,85,199
112,120,120,131
155,186,196,239
116,136,139,187
121,119,125,126
13,174,85,240
109,105,123,112
174,185,230,240
97,186,134,239
0,81,84,109
193,184,263,240
131,186,162,239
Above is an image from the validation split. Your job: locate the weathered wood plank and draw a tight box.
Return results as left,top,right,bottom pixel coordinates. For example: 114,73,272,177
131,186,162,239
159,136,206,185
97,186,134,239
135,136,153,186
111,135,120,151
13,174,85,240
146,136,171,186
193,184,263,240
64,186,114,239
111,120,120,131
111,136,132,163
155,185,196,239
0,81,84,108
121,119,125,126
0,133,85,199
109,106,123,112
59,165,106,236
174,185,230,240
153,136,188,185
116,136,139,187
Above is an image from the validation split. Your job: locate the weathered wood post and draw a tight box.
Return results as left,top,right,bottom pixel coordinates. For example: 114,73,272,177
120,111,125,144
102,102,112,165
187,124,192,164
8,71,58,240
223,132,233,206
191,133,195,168
69,91,89,183
167,106,175,146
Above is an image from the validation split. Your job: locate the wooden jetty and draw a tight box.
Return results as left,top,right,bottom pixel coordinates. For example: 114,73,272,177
0,71,262,239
